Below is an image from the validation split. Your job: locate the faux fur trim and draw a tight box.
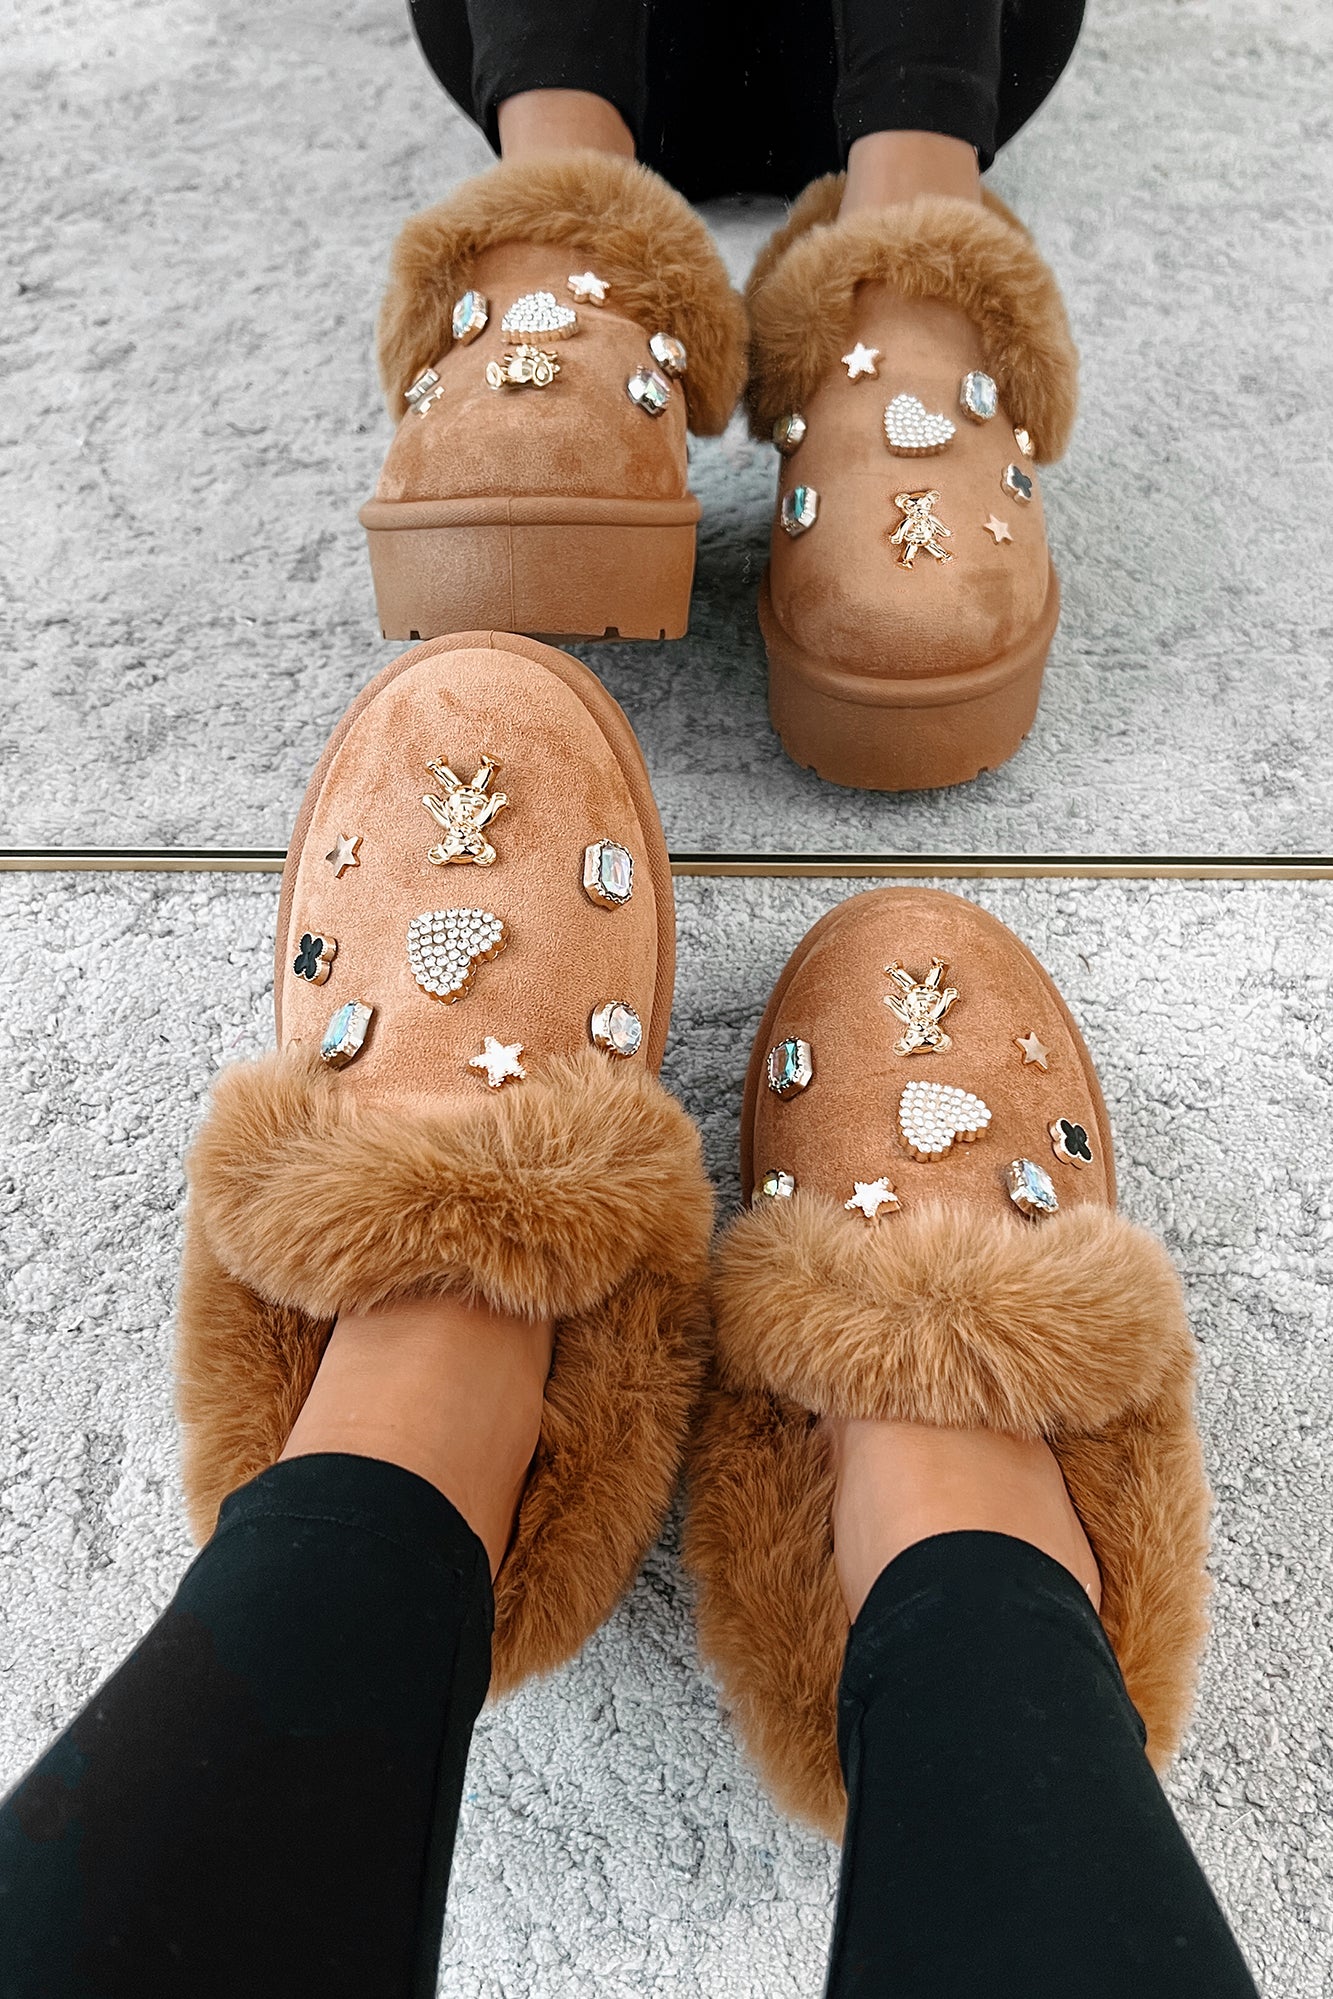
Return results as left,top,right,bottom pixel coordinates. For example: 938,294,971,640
686,1195,1211,1838
178,1047,714,1691
378,150,749,435
745,173,1078,461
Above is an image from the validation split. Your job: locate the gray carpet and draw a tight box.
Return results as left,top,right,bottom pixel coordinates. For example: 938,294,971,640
2,872,1330,1994
4,0,1331,853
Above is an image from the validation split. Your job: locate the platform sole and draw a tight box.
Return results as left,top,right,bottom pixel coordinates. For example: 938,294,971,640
360,494,701,642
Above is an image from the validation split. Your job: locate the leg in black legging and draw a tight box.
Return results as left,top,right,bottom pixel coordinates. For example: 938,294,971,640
825,1532,1260,1999
0,1454,492,1999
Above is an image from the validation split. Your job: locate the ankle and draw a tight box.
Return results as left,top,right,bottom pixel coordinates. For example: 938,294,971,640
280,1293,554,1578
824,1418,1102,1620
841,131,983,216
497,89,636,163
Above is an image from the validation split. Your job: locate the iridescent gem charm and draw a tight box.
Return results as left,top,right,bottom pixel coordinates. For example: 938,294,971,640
320,1000,373,1069
469,1037,527,1088
884,393,955,456
404,368,444,417
502,290,578,340
883,960,959,1054
451,291,490,344
421,755,508,867
1007,1157,1059,1217
773,412,807,456
766,1037,813,1098
590,1000,643,1057
567,271,608,304
1049,1117,1094,1167
582,839,634,908
1013,426,1034,458
898,1082,991,1162
889,491,953,567
407,909,506,1002
649,331,687,377
1002,463,1034,504
627,366,671,416
960,370,999,422
753,1169,796,1203
845,1178,901,1220
486,345,560,390
293,931,337,985
780,486,819,536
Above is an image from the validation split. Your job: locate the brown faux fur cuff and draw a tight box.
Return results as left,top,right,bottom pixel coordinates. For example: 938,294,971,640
687,1195,1211,1837
745,174,1078,461
378,150,749,434
178,1047,714,1690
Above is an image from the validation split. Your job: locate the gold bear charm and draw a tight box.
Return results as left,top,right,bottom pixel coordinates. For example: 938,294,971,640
421,755,509,867
889,490,954,568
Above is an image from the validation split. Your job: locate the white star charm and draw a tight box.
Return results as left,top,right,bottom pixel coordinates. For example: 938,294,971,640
468,1037,527,1088
983,514,1013,544
845,1178,902,1221
567,271,608,305
325,832,362,877
841,342,881,381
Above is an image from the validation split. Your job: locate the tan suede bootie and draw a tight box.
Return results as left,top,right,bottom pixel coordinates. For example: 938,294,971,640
686,888,1210,1835
747,182,1079,790
178,632,714,1689
361,153,748,644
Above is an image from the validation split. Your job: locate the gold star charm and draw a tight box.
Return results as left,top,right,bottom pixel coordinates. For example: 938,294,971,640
845,1178,902,1221
421,755,509,866
842,342,881,381
884,959,959,1054
468,1037,527,1088
1016,1030,1050,1069
983,514,1012,544
325,832,362,877
567,271,608,305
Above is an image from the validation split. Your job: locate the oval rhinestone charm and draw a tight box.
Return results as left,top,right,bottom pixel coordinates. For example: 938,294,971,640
780,486,819,536
884,393,956,457
1002,463,1035,504
582,839,634,908
959,370,998,422
502,290,578,340
407,908,506,1001
766,1036,813,1098
590,1000,643,1057
627,367,671,416
753,1169,796,1204
1007,1156,1059,1217
649,331,688,377
320,1000,373,1069
899,1081,991,1162
772,412,807,456
451,291,489,344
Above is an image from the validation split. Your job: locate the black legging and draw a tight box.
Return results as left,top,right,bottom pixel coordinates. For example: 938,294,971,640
0,1453,1257,1998
409,0,1086,200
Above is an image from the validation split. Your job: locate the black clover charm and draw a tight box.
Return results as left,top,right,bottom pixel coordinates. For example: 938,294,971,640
1049,1117,1093,1167
293,931,337,985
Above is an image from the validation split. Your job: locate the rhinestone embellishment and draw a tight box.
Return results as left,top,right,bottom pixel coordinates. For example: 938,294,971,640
766,1037,813,1098
502,290,578,340
451,291,489,344
627,366,671,416
649,331,688,377
405,368,444,416
898,1082,992,1161
883,959,959,1054
407,909,506,1002
1002,463,1034,504
582,839,634,908
890,491,953,567
845,1178,902,1220
293,931,337,984
960,371,999,422
753,1169,796,1203
421,756,508,867
320,1000,373,1069
325,832,361,877
780,486,819,536
590,1000,643,1057
1007,1157,1059,1217
842,343,880,381
486,345,560,390
1050,1118,1094,1167
567,271,608,304
469,1037,527,1088
884,393,956,456
773,412,807,455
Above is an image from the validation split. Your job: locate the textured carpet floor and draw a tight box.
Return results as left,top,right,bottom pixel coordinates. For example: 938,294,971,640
1,873,1329,1994
3,0,1331,853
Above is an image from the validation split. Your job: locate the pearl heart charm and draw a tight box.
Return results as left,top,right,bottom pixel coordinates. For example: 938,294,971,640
898,1081,992,1161
501,290,578,340
884,393,956,457
408,908,506,1002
